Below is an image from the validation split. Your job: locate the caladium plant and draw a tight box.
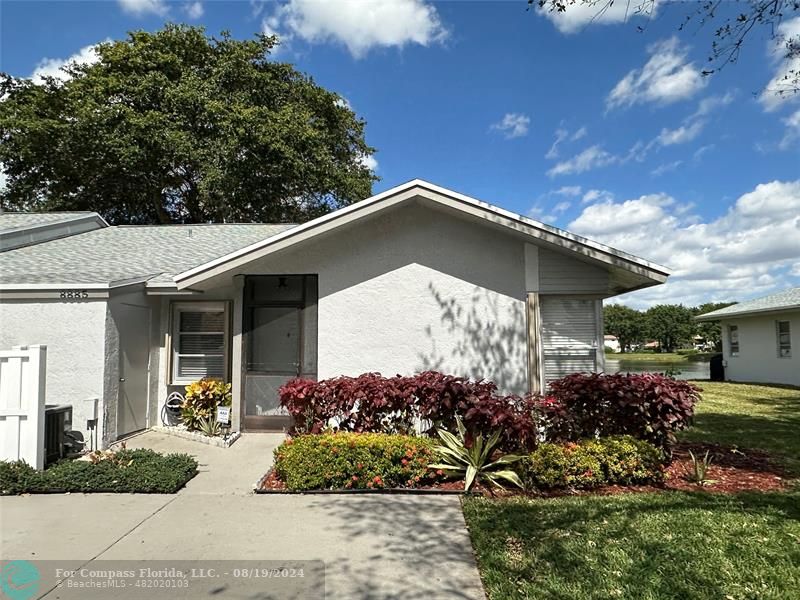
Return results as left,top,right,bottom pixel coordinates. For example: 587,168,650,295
429,416,524,492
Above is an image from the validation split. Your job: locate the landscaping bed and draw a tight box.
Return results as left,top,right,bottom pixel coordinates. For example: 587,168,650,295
0,448,198,494
257,440,787,496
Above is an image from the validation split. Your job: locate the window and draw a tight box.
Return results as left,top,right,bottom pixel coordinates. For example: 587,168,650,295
171,302,228,384
728,325,739,357
777,320,791,358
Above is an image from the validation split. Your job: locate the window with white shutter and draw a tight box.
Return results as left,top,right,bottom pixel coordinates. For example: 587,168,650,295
171,302,229,384
777,320,791,358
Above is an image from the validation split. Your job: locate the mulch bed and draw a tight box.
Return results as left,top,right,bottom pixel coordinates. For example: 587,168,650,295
256,442,789,496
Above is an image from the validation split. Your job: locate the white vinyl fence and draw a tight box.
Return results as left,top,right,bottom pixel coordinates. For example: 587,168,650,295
0,345,47,469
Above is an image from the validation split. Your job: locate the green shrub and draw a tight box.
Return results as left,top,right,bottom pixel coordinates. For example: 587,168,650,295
0,460,42,494
582,436,665,485
0,449,198,495
524,443,604,489
523,436,664,490
273,432,442,491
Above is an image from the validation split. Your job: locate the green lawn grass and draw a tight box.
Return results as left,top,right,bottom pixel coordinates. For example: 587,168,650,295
606,352,713,362
681,381,800,475
463,382,800,600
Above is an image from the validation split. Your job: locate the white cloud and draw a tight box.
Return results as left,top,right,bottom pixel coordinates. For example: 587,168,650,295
358,154,378,171
692,144,715,162
693,91,736,117
545,128,568,159
547,145,617,177
568,180,800,307
491,113,530,139
759,17,800,111
545,125,587,159
656,119,705,146
263,0,448,58
118,0,169,17
554,185,582,197
582,189,614,204
538,0,658,34
30,42,106,84
184,1,204,19
651,160,682,176
553,201,571,213
779,108,800,149
571,126,588,141
607,37,706,110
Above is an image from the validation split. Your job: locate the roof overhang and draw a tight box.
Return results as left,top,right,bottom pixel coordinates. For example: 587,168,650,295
0,213,109,252
172,180,670,291
696,304,800,321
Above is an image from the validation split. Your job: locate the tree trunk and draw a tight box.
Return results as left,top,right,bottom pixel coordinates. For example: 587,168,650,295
152,190,172,224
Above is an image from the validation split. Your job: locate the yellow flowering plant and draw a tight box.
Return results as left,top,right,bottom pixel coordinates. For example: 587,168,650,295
182,378,232,431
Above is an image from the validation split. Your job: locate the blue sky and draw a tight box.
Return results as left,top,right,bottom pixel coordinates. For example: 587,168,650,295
1,0,799,307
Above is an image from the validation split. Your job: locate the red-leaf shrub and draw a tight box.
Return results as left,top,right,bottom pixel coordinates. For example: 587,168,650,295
546,373,701,450
279,371,539,451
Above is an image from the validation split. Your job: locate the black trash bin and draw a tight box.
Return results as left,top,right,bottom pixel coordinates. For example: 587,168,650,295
709,353,724,381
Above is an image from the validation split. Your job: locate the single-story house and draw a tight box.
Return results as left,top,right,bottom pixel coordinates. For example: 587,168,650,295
0,180,669,446
603,335,621,352
696,288,799,386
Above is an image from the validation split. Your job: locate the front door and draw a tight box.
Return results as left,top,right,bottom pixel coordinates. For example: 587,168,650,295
117,303,151,437
242,275,318,431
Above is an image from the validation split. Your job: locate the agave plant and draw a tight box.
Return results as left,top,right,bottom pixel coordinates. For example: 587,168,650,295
430,416,523,491
198,416,222,438
685,449,717,486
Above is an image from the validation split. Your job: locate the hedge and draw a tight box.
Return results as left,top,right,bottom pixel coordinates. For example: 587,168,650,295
273,432,444,491
279,371,540,451
0,449,198,494
523,436,665,490
546,373,701,450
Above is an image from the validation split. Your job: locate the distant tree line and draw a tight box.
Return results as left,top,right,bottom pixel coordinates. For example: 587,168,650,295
604,302,736,353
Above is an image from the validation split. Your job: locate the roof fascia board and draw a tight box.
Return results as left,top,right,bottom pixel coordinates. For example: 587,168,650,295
174,180,670,289
0,213,108,236
695,304,800,321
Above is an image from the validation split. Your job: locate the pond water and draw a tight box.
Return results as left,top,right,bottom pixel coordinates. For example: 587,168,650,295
604,358,709,381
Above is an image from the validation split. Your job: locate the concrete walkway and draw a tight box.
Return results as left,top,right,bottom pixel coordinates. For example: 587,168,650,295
0,431,486,599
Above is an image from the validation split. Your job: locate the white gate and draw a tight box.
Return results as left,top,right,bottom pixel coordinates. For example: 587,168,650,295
0,345,47,469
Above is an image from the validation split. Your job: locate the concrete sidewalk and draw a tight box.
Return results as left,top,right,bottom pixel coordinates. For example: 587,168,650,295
0,431,486,599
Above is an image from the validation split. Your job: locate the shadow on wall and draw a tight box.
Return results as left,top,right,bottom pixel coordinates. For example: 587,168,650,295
417,282,528,396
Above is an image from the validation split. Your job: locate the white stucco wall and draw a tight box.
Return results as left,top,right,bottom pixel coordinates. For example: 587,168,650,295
202,202,531,394
0,300,108,446
721,310,800,386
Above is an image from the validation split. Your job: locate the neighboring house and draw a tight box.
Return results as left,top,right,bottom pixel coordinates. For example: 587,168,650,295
0,180,669,446
696,288,799,387
604,335,621,352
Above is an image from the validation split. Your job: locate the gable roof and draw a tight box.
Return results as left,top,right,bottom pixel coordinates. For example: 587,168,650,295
695,288,800,321
0,211,108,252
0,223,294,288
173,179,670,291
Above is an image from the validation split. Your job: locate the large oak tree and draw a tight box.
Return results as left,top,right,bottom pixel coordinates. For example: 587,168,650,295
0,25,376,224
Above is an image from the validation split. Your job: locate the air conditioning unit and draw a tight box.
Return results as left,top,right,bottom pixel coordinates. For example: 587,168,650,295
44,404,72,465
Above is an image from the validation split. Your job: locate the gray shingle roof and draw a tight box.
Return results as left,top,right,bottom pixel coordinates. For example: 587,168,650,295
0,223,296,286
696,287,800,320
0,212,99,233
